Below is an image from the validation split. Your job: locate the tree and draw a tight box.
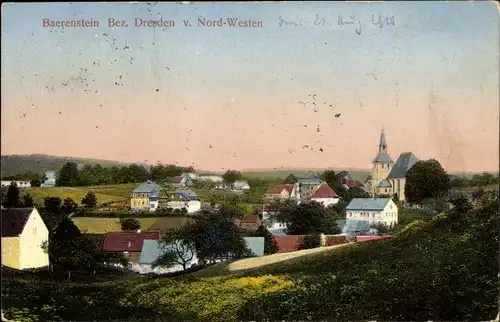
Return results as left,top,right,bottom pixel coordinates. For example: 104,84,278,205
277,201,341,235
472,187,485,204
298,234,321,250
61,197,78,213
184,212,252,263
320,170,346,197
22,193,34,207
44,196,62,213
5,183,22,208
405,159,451,204
222,170,243,183
152,229,196,271
120,218,141,231
369,222,390,235
57,162,81,187
283,174,298,184
254,225,279,255
30,177,42,187
81,191,97,208
449,192,473,214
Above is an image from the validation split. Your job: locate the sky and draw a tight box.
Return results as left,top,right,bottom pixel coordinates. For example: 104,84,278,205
1,2,499,172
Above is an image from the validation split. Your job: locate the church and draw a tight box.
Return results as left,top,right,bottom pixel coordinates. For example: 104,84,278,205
365,129,419,202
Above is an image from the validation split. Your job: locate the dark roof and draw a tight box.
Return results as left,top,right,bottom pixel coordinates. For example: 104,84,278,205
1,208,33,237
346,198,392,211
273,235,305,253
372,152,394,163
387,152,419,179
376,179,392,188
103,231,160,252
145,217,193,234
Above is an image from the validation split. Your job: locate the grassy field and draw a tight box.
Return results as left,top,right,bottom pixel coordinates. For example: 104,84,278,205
2,200,497,321
21,185,133,206
71,217,161,234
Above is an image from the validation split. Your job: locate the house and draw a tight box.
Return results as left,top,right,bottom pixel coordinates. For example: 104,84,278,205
262,204,286,230
40,171,56,188
0,180,31,188
135,236,265,275
1,207,49,270
214,182,230,190
294,177,325,199
181,172,198,182
337,219,371,236
102,231,160,263
345,198,398,226
264,184,296,200
233,180,250,191
168,189,201,213
234,215,261,232
130,181,163,212
170,176,185,187
310,183,340,207
367,129,419,201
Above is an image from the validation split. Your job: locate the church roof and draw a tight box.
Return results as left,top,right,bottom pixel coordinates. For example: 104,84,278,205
387,152,419,179
376,179,392,188
373,152,394,163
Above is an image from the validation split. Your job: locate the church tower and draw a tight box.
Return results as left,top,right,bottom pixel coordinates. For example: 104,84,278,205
370,129,394,195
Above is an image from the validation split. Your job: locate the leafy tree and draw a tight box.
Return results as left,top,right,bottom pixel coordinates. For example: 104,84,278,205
61,197,78,213
320,170,346,197
22,193,34,207
472,187,485,203
5,183,21,208
283,174,298,184
81,191,97,208
152,228,196,271
184,212,252,263
341,187,370,204
298,234,321,250
120,218,141,231
57,162,81,187
277,201,341,235
369,222,390,235
254,225,279,254
405,159,451,204
449,192,473,214
222,170,243,183
30,177,42,187
44,196,62,213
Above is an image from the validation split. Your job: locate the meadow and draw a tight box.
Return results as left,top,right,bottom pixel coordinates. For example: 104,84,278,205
2,200,498,321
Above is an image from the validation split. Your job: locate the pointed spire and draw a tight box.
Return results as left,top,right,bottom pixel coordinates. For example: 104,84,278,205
379,128,387,153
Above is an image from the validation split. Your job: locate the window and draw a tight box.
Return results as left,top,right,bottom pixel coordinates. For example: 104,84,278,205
33,227,37,234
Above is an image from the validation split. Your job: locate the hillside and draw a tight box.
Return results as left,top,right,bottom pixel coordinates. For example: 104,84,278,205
0,154,138,176
2,200,498,321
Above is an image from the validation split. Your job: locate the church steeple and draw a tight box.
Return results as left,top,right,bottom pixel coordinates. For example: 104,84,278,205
379,128,388,153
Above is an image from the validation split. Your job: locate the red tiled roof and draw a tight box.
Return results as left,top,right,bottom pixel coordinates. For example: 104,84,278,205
1,208,33,237
273,235,305,253
171,176,182,184
264,184,294,195
103,231,160,252
311,184,339,198
234,215,261,232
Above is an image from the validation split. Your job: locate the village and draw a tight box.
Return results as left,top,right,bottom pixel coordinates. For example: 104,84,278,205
3,129,497,277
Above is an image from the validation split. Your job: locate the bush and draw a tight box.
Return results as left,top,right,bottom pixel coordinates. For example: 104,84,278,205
298,234,321,250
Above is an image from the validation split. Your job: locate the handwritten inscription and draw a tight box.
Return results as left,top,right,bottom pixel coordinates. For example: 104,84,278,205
279,14,395,35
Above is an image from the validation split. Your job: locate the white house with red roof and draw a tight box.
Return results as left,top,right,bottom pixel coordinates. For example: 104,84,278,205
263,184,297,200
310,183,340,207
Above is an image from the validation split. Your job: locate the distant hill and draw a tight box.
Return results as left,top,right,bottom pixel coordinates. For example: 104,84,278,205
0,154,138,176
241,168,371,182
